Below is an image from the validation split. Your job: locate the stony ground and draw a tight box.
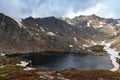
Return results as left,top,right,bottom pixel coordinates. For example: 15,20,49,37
0,66,120,80
61,68,120,80
0,56,20,66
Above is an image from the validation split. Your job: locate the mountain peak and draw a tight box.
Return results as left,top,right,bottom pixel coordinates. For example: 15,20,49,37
0,13,5,16
91,14,97,17
89,14,101,19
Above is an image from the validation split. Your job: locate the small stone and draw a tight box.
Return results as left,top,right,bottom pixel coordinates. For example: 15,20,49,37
39,76,46,79
57,73,61,76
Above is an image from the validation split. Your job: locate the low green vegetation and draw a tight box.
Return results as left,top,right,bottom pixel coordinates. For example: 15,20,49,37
0,65,23,80
0,65,23,74
0,66,120,80
0,76,9,80
60,68,120,80
0,56,20,66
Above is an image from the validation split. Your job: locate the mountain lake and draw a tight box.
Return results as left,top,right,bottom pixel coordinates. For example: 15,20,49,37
7,52,113,70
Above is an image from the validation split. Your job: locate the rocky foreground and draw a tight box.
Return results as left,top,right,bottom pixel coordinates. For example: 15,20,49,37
0,65,120,80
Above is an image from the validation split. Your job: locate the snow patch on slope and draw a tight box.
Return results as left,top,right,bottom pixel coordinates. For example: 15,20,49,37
24,67,36,71
82,44,92,48
112,32,117,36
89,20,92,23
69,45,73,48
16,61,29,67
99,22,103,24
47,32,56,36
40,27,45,32
87,22,90,27
116,20,120,26
103,42,120,71
68,21,74,25
74,37,77,42
98,24,103,28
91,41,97,45
15,18,27,28
0,53,5,56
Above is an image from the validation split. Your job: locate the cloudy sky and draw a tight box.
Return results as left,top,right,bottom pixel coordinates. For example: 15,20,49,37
0,0,120,18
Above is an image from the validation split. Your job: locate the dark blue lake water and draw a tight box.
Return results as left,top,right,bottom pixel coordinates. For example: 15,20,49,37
8,52,113,70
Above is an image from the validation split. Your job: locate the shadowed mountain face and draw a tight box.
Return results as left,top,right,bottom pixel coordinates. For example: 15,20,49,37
0,13,46,53
0,13,120,54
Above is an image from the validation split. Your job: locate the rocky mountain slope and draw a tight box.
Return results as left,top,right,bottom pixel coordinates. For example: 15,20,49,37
60,14,120,53
0,13,120,54
0,13,46,53
60,14,120,40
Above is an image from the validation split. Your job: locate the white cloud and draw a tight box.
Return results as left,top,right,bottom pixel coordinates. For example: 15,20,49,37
0,0,120,19
65,3,106,18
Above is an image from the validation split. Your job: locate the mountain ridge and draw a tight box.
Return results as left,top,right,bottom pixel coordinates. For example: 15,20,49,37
0,13,120,55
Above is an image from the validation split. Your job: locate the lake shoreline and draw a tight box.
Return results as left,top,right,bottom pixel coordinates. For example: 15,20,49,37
6,52,113,71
